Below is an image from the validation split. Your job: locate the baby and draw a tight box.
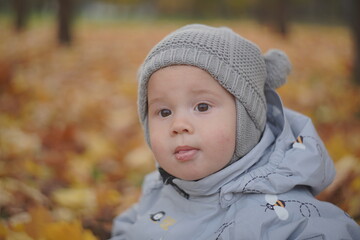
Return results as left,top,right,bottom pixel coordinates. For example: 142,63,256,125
111,24,360,239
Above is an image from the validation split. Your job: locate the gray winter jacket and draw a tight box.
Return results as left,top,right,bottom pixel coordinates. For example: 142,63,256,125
111,88,360,240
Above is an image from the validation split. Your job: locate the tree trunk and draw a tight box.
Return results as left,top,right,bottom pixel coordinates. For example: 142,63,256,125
57,0,74,46
352,0,360,84
255,0,290,37
218,0,230,18
13,0,28,32
273,0,289,37
255,1,271,24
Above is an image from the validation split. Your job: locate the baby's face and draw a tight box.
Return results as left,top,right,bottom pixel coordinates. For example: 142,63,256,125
147,65,236,180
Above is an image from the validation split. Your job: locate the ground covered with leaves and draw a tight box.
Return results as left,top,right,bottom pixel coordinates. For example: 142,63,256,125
0,19,359,239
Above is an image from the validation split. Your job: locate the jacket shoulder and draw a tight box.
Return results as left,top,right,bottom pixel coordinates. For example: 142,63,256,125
141,171,163,196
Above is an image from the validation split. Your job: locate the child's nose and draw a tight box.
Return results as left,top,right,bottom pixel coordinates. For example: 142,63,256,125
170,116,194,136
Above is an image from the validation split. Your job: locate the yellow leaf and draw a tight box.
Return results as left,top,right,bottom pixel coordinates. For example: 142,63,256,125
78,131,116,163
0,221,8,238
52,188,96,212
24,206,52,239
9,213,30,230
123,146,153,170
96,188,121,206
24,159,50,179
0,127,41,156
4,231,33,240
44,220,97,240
325,133,351,161
351,177,360,191
52,207,76,222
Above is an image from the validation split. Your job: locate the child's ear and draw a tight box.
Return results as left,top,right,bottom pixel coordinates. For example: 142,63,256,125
264,49,291,89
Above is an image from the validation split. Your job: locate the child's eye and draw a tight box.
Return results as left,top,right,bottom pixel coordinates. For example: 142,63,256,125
195,103,211,112
159,109,172,117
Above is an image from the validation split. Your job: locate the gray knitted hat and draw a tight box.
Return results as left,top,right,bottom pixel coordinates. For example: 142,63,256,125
138,24,291,161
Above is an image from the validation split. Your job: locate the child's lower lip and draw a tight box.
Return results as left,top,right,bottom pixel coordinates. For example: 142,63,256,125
175,149,198,162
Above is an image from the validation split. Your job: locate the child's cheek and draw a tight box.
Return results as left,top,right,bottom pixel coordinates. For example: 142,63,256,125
149,133,167,163
216,125,236,144
149,136,160,156
214,129,236,154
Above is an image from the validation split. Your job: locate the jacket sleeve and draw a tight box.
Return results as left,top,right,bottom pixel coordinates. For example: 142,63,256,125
263,191,360,240
109,204,138,240
239,191,360,240
267,215,360,240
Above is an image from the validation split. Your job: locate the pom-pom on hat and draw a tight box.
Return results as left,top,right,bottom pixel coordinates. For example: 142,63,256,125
138,24,291,161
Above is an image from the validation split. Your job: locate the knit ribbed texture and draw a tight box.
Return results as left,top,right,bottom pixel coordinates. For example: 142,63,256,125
137,24,291,160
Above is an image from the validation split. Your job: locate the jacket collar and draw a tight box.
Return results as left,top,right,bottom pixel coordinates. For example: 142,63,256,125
172,124,275,198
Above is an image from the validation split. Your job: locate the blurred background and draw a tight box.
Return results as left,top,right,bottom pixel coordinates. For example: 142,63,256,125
0,0,359,239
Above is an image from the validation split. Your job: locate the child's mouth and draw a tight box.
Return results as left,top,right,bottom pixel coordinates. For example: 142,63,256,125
174,146,199,162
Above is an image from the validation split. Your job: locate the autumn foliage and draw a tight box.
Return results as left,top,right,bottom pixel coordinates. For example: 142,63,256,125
0,20,359,239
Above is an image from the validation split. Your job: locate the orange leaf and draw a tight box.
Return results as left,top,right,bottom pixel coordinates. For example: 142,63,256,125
24,206,52,239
